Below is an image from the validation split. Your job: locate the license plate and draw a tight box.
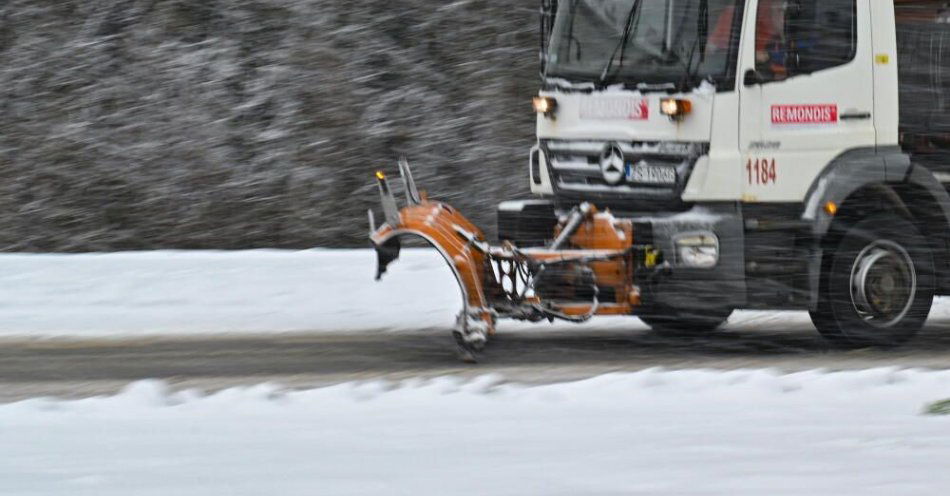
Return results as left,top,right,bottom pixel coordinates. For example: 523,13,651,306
626,161,676,185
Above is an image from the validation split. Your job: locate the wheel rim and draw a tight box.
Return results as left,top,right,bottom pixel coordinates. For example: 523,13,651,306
848,240,916,328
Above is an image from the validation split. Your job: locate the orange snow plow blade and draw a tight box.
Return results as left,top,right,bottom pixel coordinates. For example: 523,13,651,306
369,159,662,360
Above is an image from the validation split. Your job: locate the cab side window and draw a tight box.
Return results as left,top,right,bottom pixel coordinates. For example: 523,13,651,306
756,0,857,81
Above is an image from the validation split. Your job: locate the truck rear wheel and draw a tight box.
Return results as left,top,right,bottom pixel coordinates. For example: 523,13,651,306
810,213,934,347
638,307,733,336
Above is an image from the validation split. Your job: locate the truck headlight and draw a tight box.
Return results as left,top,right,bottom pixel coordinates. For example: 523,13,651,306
532,96,557,118
660,98,692,121
674,232,719,268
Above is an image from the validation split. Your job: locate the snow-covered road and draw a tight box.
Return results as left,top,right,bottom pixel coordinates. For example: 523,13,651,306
2,250,950,494
3,369,950,495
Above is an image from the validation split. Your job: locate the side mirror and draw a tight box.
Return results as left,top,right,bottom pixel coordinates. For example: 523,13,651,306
743,69,762,86
783,0,804,75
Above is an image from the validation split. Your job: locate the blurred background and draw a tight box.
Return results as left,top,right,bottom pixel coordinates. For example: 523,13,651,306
0,0,538,251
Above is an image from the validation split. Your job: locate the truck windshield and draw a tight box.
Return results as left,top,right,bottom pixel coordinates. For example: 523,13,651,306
546,0,745,90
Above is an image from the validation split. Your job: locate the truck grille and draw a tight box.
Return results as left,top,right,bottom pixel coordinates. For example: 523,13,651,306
543,139,705,199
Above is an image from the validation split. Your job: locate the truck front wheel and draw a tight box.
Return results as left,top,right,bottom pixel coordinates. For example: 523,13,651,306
810,214,934,347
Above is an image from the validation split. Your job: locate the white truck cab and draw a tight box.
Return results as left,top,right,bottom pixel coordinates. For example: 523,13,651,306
500,0,950,346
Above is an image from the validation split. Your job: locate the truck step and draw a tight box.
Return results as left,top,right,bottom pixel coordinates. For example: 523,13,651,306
746,259,809,276
744,218,811,232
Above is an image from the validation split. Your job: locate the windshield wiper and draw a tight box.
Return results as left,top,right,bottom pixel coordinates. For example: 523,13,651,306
597,0,644,87
677,0,710,91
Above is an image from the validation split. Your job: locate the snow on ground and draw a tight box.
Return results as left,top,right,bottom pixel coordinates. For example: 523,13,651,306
2,368,950,495
3,250,950,494
3,247,947,338
0,248,473,337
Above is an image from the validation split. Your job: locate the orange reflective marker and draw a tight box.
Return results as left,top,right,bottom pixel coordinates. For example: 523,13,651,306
824,201,838,216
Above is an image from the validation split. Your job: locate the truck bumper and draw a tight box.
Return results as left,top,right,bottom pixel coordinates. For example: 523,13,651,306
630,203,746,311
498,200,748,311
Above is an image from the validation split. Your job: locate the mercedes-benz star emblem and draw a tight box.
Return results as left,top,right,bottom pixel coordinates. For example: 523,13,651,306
599,143,625,185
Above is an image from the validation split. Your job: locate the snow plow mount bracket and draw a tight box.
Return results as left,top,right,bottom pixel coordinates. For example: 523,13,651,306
369,160,662,360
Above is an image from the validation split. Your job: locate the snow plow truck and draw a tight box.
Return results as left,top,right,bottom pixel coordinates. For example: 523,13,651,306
371,0,950,361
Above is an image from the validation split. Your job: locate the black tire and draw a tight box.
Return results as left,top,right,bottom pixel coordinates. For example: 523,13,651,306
638,307,733,336
810,213,934,348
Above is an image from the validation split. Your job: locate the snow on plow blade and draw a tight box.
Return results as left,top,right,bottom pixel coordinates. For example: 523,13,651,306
369,160,662,361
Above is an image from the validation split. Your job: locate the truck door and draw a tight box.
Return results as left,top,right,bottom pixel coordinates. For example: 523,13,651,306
739,0,875,202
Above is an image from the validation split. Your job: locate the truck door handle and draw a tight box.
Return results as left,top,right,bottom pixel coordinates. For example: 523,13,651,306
840,112,871,120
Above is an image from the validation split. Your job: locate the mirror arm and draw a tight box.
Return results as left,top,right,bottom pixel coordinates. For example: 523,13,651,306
743,68,763,86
